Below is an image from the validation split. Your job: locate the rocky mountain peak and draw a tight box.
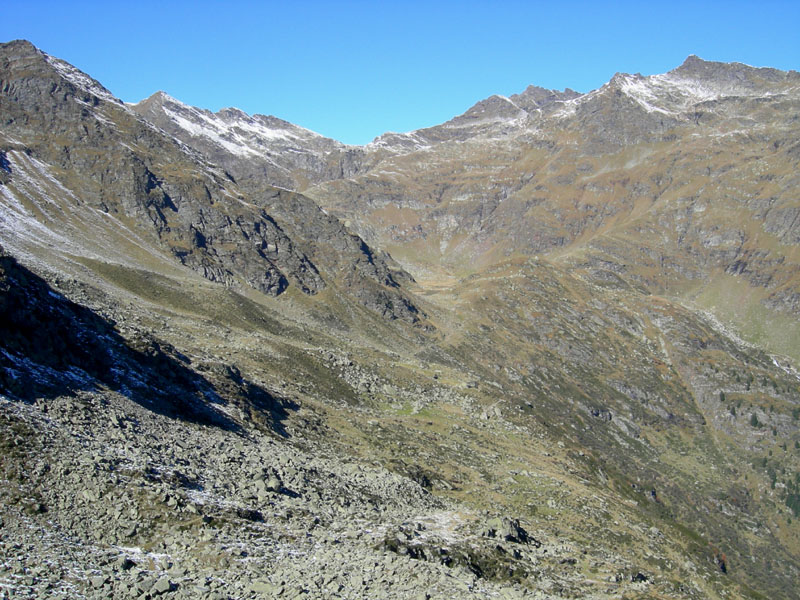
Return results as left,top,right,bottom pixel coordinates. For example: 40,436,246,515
509,84,582,112
670,54,798,92
577,56,800,125
460,94,526,120
0,38,40,56
137,90,176,107
129,89,369,191
677,53,708,71
0,39,122,111
134,92,333,147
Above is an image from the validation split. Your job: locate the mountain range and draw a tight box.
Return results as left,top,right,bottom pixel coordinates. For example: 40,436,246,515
1,39,799,599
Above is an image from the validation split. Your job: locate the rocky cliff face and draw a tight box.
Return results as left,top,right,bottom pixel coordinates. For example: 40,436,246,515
2,41,800,600
0,40,423,323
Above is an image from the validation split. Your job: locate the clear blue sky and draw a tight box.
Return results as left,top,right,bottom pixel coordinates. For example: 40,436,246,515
3,1,799,145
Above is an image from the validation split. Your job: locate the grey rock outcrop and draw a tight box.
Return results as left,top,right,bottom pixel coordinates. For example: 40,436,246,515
0,39,424,323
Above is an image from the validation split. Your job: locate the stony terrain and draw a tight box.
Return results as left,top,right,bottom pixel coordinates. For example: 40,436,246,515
1,40,800,599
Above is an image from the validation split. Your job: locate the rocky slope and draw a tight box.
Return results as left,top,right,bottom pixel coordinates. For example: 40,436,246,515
0,39,422,324
2,40,800,600
131,91,371,192
306,56,800,359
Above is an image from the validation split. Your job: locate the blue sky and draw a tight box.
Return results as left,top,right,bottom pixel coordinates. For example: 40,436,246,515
3,1,799,145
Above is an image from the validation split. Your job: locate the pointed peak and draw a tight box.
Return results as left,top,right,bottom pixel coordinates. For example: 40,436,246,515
137,91,194,112
669,54,793,88
39,51,120,103
462,94,526,118
0,40,49,70
521,84,552,95
606,72,632,90
135,91,168,108
152,91,183,104
0,39,41,55
670,55,727,78
681,54,707,67
510,85,583,112
609,71,646,84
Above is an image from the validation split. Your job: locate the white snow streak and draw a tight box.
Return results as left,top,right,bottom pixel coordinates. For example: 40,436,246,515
44,54,118,103
158,94,332,160
551,68,788,120
167,109,261,157
0,152,83,252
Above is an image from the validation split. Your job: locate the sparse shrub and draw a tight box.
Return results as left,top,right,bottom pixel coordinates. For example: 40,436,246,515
750,413,760,428
787,493,800,518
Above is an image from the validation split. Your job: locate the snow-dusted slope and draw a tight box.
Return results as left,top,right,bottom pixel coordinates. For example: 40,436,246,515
614,63,797,116
558,55,800,120
147,92,334,158
43,53,120,104
132,92,364,191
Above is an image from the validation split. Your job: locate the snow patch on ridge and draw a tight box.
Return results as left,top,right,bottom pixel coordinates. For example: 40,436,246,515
551,89,597,118
367,131,431,152
617,71,783,115
166,109,261,158
44,54,119,103
155,93,336,160
616,75,674,115
551,66,792,121
650,73,724,103
617,72,723,114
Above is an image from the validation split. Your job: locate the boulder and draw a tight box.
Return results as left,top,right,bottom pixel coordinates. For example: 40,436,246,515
483,517,534,545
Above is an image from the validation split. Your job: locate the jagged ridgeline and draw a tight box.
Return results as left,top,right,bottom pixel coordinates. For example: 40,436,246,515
0,40,422,324
1,39,800,600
